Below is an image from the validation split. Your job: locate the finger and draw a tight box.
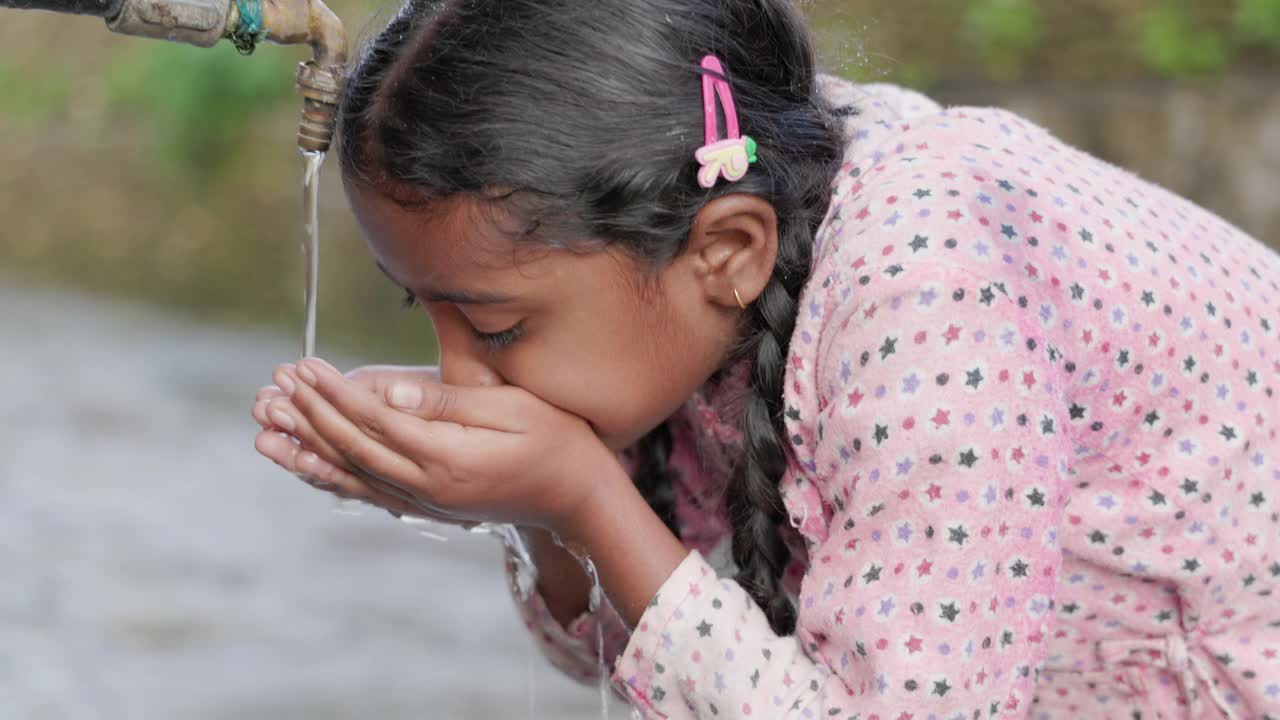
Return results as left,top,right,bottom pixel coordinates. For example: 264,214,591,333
256,384,285,404
253,398,271,428
296,447,457,519
294,449,431,518
299,358,491,463
303,358,520,438
270,365,368,472
255,428,298,458
266,392,360,476
287,363,429,485
255,430,439,520
380,377,523,431
265,369,449,511
276,361,442,399
265,393,433,512
254,382,288,428
264,392,435,509
345,364,442,396
254,426,440,518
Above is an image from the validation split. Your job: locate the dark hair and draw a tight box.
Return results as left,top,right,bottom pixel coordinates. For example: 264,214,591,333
338,0,846,635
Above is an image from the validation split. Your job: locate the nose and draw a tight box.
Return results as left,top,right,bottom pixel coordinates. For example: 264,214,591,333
435,317,504,389
439,345,504,388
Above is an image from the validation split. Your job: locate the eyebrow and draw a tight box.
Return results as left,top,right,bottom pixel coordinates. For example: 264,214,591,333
375,261,517,306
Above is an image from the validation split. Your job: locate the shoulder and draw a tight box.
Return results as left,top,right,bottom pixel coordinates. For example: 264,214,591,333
815,75,948,168
815,75,1052,161
816,75,947,121
780,94,1078,490
813,78,1057,259
803,87,1069,316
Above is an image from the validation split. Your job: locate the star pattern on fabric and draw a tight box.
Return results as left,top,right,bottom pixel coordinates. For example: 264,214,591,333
509,77,1280,720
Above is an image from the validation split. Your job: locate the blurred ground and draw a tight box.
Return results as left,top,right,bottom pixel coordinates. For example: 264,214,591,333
0,2,1276,718
0,279,625,719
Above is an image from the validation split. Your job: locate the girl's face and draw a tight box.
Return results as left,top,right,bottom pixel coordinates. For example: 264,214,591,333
344,182,756,452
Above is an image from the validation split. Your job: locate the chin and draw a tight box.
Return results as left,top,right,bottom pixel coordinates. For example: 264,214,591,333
598,420,668,454
599,433,632,454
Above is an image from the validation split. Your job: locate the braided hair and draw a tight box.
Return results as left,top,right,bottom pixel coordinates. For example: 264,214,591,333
338,0,846,635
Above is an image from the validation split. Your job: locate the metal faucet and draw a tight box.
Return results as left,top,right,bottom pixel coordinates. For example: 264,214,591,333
1,0,347,152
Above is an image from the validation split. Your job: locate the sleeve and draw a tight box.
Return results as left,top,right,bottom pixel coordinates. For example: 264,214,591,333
504,432,697,687
503,445,642,686
503,542,633,685
610,262,1073,719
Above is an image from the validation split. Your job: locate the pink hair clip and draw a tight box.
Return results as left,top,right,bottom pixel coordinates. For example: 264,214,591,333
695,54,758,189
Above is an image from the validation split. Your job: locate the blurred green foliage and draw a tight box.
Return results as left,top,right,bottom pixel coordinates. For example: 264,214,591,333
6,0,1279,182
1138,1,1233,77
1235,0,1280,50
0,61,72,126
104,41,295,178
816,0,1280,88
959,0,1042,82
1134,0,1280,78
5,0,1277,181
0,0,1276,363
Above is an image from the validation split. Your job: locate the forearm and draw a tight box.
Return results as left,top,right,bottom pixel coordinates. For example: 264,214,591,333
563,461,688,627
506,527,631,686
524,526,594,628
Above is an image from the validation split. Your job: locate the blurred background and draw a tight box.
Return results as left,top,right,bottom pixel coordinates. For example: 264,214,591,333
1,0,1277,718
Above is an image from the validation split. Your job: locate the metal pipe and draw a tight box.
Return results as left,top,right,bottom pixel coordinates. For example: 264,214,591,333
105,0,232,47
0,0,347,151
0,0,123,18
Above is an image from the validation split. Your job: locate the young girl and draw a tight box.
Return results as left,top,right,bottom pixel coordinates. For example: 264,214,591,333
250,1,1280,717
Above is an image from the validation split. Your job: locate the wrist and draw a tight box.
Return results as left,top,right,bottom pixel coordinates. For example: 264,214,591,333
553,453,634,554
554,456,687,626
521,526,594,628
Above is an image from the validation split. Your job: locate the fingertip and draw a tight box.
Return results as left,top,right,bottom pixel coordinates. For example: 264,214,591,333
273,365,299,395
253,429,272,455
297,450,326,475
265,397,293,417
268,405,297,433
296,359,320,386
254,430,291,465
252,399,270,427
256,429,300,458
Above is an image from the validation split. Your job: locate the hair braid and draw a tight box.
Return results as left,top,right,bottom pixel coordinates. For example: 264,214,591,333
633,422,679,536
726,207,814,636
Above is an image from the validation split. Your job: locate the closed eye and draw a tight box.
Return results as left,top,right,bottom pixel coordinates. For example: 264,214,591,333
472,322,525,351
402,289,523,351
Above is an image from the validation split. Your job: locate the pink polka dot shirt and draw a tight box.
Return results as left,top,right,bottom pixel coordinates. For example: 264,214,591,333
506,75,1280,720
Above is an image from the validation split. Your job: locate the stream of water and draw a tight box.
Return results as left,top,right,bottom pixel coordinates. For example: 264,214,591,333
281,153,615,720
300,150,324,359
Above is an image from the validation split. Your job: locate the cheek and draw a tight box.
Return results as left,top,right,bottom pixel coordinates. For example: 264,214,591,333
500,306,679,447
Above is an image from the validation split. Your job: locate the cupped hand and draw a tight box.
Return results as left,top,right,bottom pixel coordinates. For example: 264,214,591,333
253,362,464,523
257,357,618,536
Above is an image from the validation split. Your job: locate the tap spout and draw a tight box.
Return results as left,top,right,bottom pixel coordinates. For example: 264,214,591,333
259,0,345,68
240,0,347,152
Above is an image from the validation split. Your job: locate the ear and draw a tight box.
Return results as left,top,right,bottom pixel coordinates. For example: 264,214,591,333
682,194,779,311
